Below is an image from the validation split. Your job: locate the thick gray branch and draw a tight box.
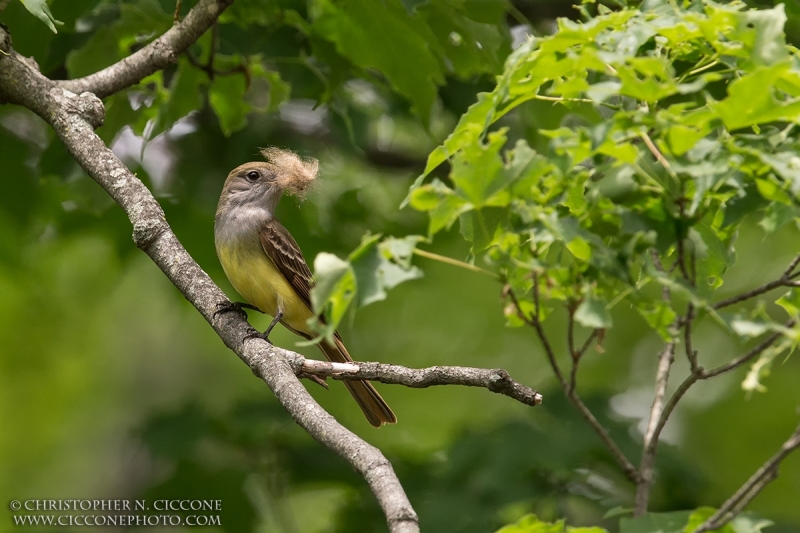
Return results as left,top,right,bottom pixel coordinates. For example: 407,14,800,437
57,0,232,99
286,357,543,406
0,28,419,533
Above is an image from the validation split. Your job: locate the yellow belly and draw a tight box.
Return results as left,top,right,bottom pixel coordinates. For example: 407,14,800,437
217,245,313,334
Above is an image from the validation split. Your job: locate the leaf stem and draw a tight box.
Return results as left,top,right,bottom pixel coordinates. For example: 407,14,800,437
412,248,498,278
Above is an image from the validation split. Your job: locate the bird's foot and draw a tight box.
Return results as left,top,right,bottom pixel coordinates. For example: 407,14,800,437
214,300,263,320
245,330,274,345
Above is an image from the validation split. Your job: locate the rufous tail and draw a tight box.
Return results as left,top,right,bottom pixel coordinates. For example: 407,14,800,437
318,335,397,427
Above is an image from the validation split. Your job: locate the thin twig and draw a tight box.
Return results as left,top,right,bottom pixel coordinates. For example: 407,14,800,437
578,329,600,358
568,305,578,393
646,322,793,468
650,249,671,301
186,50,251,85
289,357,543,406
173,0,183,22
641,130,673,172
694,423,800,533
685,304,698,371
506,284,640,483
413,248,498,278
714,253,800,310
702,325,792,379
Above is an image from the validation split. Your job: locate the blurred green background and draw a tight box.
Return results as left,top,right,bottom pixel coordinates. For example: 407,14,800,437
1,0,800,532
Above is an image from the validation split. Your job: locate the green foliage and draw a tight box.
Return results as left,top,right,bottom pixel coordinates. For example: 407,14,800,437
308,234,423,338
4,1,800,533
498,514,608,533
18,0,62,32
407,0,800,388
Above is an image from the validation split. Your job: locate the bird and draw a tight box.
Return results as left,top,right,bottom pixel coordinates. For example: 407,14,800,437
213,148,396,427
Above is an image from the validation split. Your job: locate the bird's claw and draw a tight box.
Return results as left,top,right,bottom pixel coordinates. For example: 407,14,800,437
214,300,262,320
245,330,274,345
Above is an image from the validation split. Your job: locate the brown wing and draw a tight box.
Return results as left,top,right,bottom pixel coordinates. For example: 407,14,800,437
259,218,314,309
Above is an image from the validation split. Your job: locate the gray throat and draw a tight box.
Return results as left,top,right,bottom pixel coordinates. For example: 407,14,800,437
214,205,272,250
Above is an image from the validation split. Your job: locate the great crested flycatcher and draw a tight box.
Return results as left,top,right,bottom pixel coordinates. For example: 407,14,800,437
214,149,396,427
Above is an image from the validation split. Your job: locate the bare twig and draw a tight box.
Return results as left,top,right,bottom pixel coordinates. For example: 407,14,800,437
641,130,672,171
702,324,793,379
643,322,793,481
650,249,671,301
186,49,250,85
567,305,599,395
694,423,800,533
289,358,543,407
714,253,800,310
0,25,419,533
684,304,698,371
635,340,676,515
173,0,183,23
58,0,232,98
505,284,640,483
413,248,498,278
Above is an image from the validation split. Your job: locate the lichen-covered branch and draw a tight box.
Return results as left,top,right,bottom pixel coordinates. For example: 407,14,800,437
0,25,419,533
57,0,233,99
287,356,543,406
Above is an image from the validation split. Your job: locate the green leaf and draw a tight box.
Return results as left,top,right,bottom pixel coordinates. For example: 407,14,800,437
19,0,63,33
777,288,800,319
416,0,508,79
250,60,291,112
309,252,356,337
151,59,206,138
348,234,386,306
429,192,471,236
574,296,612,329
209,75,251,136
65,0,171,78
636,300,677,341
497,515,568,533
348,234,424,307
65,26,118,77
713,62,800,131
310,0,445,124
620,511,692,533
380,235,425,269
419,91,499,178
450,129,511,209
684,508,735,533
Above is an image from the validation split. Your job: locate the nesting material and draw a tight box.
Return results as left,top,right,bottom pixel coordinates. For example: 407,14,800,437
261,147,319,197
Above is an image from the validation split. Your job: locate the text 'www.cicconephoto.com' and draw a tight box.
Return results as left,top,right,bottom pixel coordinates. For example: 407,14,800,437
8,499,222,527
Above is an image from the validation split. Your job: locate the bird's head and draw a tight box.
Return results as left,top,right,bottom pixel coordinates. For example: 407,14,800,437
218,148,318,213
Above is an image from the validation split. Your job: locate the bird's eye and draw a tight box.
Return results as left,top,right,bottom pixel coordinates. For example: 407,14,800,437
245,170,260,182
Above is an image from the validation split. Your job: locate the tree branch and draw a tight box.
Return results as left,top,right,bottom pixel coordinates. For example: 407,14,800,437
635,339,676,515
289,357,543,406
505,284,640,484
694,422,800,533
713,253,800,310
0,27,419,533
637,321,794,500
57,0,232,99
